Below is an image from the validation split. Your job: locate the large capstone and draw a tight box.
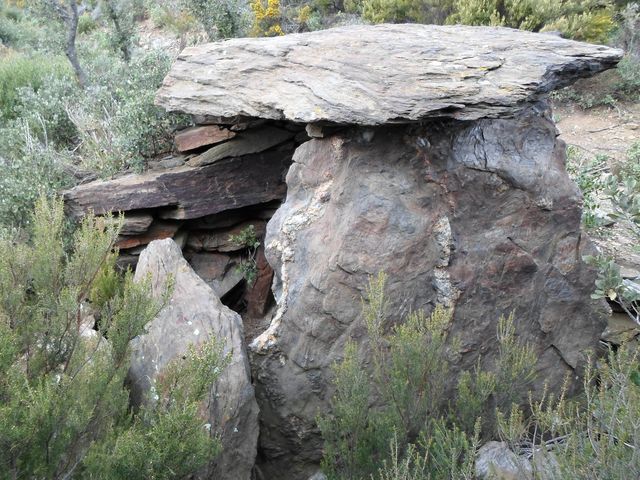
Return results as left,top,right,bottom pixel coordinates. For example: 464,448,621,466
156,24,621,124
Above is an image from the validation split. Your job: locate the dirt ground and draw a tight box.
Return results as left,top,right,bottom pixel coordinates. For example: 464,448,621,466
554,100,640,275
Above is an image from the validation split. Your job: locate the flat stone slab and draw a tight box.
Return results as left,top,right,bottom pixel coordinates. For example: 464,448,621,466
63,149,293,220
156,24,622,125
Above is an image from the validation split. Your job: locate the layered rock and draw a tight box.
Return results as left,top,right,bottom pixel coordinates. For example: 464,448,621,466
156,24,620,124
129,239,259,480
64,24,622,480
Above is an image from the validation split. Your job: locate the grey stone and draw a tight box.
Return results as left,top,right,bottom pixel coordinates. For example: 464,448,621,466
130,239,259,480
250,104,608,478
156,24,621,125
186,221,266,253
475,442,532,480
186,252,245,298
119,213,154,236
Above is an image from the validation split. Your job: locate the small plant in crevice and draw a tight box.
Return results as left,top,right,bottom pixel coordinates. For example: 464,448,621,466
228,224,261,285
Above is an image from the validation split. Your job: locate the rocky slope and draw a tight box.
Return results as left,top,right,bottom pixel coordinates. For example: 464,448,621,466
64,24,622,479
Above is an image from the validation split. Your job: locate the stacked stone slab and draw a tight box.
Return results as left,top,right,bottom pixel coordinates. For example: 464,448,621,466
65,24,622,479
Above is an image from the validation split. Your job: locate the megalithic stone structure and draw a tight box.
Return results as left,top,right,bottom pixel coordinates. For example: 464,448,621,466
66,24,622,480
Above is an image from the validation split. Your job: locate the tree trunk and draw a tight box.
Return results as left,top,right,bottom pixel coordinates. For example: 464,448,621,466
65,0,88,88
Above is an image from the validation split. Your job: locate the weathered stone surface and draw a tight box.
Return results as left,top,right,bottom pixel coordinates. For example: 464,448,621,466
186,221,266,252
119,212,154,236
250,103,608,478
475,442,532,480
187,126,295,167
63,148,293,220
185,251,244,298
175,125,236,152
116,221,180,249
130,239,259,480
156,24,621,125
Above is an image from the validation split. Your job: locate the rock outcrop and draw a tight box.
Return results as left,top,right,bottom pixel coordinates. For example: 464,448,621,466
251,106,609,477
129,239,259,480
64,24,622,480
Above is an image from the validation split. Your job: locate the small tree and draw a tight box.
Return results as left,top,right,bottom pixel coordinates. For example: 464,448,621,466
182,0,249,40
103,0,136,62
36,0,88,87
0,196,226,479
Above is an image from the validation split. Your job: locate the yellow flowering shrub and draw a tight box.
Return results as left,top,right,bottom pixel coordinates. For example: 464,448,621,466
250,0,285,37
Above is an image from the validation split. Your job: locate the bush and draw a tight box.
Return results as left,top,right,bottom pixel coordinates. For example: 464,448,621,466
318,273,533,479
0,196,226,478
66,49,190,175
359,0,454,25
182,0,250,39
0,53,72,120
0,124,73,229
77,13,98,35
448,0,616,43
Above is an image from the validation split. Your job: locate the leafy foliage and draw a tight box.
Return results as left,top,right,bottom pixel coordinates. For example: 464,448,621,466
319,273,532,480
182,0,250,39
228,224,261,285
251,0,285,36
0,196,225,479
0,53,72,120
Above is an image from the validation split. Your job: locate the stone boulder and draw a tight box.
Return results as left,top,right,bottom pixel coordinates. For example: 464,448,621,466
129,239,259,480
104,23,619,479
249,103,609,477
475,442,532,480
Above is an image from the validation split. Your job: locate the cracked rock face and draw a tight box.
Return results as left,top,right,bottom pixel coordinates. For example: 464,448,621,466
156,24,621,124
250,103,608,478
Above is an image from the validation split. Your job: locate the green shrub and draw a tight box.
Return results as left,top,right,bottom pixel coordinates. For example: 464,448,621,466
0,196,226,478
67,49,190,175
228,224,261,284
77,13,98,35
616,55,640,94
0,124,73,229
448,0,616,43
360,0,454,24
319,273,533,479
495,346,640,479
182,0,250,39
13,74,80,148
0,53,72,120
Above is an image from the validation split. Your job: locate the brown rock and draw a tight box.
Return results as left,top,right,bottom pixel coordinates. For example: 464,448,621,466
187,126,294,167
116,221,180,249
186,221,266,253
63,149,293,220
174,125,236,152
245,246,274,319
250,104,608,478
